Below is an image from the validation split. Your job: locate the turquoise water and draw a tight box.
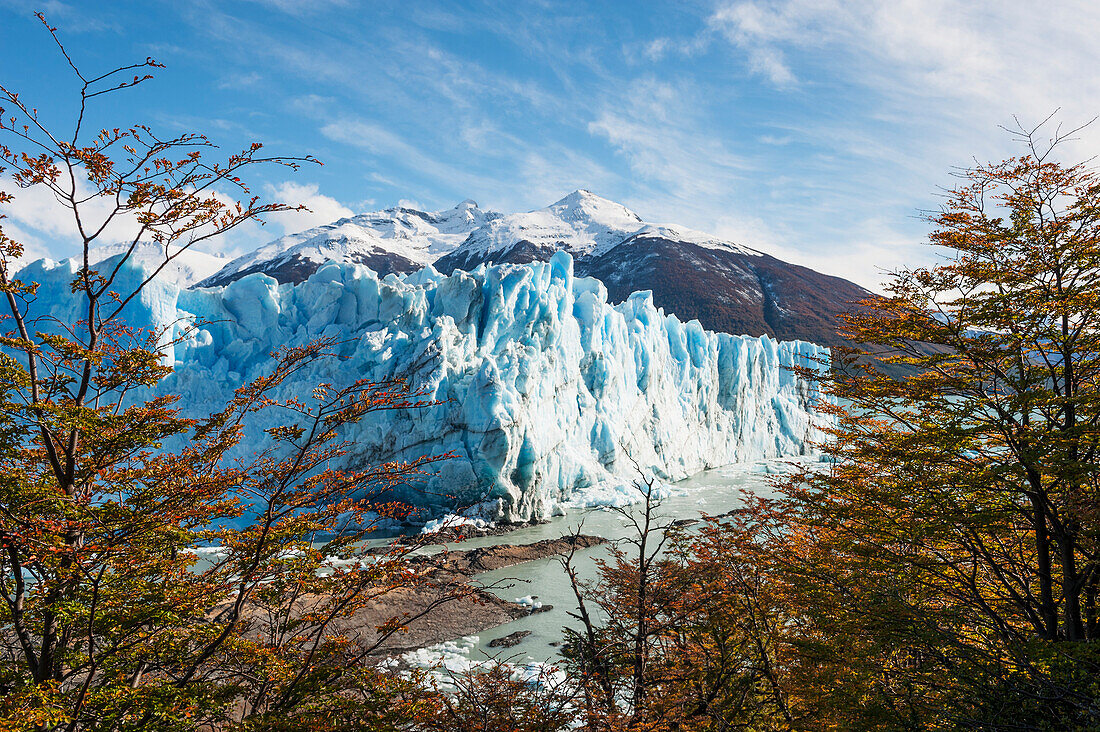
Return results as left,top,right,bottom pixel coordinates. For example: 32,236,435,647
193,457,809,670
439,460,798,664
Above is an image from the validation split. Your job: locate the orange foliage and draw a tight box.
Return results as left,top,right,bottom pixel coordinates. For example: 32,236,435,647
0,17,458,731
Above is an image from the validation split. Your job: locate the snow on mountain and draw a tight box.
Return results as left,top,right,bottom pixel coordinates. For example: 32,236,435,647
195,189,836,342
459,189,642,257
624,223,760,256
20,250,831,523
432,191,872,350
198,199,497,287
89,186,868,356
84,242,228,288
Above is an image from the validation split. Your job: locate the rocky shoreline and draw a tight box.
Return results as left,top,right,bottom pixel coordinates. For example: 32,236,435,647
354,534,606,656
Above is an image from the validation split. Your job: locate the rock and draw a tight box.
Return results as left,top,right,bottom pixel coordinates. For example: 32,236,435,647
488,630,532,648
427,535,607,575
346,534,600,659
399,520,550,545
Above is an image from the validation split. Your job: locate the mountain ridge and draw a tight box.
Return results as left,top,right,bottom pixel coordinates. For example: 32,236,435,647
189,189,871,349
197,198,498,288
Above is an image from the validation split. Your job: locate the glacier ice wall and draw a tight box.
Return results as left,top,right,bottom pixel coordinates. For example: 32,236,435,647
19,251,830,521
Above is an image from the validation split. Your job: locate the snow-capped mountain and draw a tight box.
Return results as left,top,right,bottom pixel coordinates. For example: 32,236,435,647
85,242,229,289
432,189,644,271
198,199,496,287
196,189,870,350
15,191,851,521
434,191,870,350
576,227,869,350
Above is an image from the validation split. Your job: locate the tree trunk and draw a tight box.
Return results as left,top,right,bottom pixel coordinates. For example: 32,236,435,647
1059,532,1085,640
1030,492,1059,640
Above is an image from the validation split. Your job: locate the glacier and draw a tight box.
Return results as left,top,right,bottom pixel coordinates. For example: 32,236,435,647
19,250,830,522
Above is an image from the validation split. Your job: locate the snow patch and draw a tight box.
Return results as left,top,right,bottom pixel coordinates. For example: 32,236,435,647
86,242,229,288
200,199,498,285
421,514,493,535
514,596,543,610
395,636,566,693
459,189,644,259
621,224,762,256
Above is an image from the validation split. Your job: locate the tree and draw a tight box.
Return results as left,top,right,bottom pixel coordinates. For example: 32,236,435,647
770,118,1100,728
563,120,1100,731
416,662,579,732
559,479,793,731
0,16,453,731
560,477,679,730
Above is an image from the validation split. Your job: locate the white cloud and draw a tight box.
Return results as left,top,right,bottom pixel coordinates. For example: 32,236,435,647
262,182,353,236
746,46,796,87
743,218,927,294
217,71,263,90
587,77,749,205
707,0,1100,145
757,134,792,146
0,218,50,272
707,0,829,87
672,0,1100,289
319,116,616,216
643,37,672,61
319,118,500,197
639,33,711,62
516,147,616,209
711,212,787,254
0,0,121,33
0,173,293,262
243,0,350,16
0,175,146,260
152,0,1100,292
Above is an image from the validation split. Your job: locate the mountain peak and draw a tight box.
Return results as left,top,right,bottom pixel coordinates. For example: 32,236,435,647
544,190,643,236
197,199,497,288
549,190,640,219
551,188,595,204
186,188,870,355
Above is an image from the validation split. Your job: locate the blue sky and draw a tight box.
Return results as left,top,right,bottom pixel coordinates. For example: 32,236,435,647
2,0,1099,290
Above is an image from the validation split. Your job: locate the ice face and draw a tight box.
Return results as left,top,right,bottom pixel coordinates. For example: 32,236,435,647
18,250,831,522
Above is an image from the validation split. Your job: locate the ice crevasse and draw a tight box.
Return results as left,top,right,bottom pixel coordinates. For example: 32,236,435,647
21,250,831,522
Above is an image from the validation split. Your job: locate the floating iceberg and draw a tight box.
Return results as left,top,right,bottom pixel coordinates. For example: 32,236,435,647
18,250,830,522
